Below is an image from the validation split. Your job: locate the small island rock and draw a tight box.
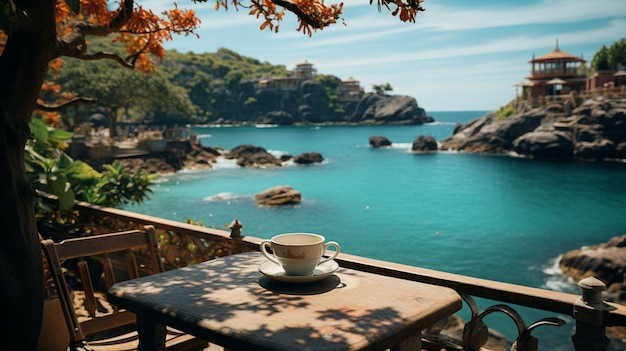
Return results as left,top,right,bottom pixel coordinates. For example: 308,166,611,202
293,152,324,164
369,136,392,148
412,135,438,152
254,185,302,206
225,144,282,168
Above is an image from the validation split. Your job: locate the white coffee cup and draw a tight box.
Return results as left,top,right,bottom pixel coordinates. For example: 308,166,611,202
260,233,340,276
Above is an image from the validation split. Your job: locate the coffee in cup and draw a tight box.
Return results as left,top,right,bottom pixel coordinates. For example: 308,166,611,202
260,233,340,276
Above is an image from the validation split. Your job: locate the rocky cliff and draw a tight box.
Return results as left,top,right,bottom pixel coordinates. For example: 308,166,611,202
209,78,430,125
440,96,626,161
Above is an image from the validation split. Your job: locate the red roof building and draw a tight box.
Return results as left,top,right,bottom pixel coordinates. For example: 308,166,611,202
525,41,587,98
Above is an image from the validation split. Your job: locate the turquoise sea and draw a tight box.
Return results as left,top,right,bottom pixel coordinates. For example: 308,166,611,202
124,111,626,350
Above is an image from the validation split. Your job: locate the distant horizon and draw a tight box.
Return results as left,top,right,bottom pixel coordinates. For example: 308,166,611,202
152,0,625,111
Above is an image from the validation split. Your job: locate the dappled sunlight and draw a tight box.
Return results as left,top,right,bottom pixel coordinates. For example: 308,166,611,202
109,252,461,350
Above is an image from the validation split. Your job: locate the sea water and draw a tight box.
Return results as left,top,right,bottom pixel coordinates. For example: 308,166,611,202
124,111,626,350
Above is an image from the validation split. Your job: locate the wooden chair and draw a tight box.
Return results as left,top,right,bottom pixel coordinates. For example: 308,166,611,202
41,225,208,351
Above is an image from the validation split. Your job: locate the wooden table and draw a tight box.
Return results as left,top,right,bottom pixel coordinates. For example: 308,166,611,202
108,252,461,351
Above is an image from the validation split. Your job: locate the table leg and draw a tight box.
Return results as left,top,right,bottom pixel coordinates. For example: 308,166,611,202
136,313,167,351
390,333,422,351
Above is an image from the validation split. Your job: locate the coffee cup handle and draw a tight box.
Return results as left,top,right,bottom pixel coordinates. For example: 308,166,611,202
319,241,340,265
260,240,280,265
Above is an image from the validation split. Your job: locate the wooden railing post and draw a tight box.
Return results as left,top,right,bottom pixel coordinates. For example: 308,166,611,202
228,219,244,254
572,277,611,351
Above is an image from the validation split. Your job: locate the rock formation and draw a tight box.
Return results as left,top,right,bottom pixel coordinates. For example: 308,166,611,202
412,135,438,152
204,77,433,126
369,136,392,148
349,94,429,125
559,234,626,303
293,152,324,164
225,144,282,168
559,234,626,345
254,185,302,206
440,96,626,161
117,141,220,174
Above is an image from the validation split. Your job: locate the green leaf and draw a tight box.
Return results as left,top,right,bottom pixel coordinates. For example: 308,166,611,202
48,175,75,211
49,128,74,141
65,160,101,183
64,0,80,14
29,118,49,145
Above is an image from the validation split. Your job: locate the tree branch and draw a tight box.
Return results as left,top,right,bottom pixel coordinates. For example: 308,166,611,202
270,0,340,29
72,51,134,69
56,0,135,66
35,97,97,112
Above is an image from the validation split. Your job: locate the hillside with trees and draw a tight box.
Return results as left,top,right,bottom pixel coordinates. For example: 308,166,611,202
48,39,428,129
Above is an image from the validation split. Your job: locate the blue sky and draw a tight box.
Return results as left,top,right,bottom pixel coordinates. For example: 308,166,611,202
154,0,625,111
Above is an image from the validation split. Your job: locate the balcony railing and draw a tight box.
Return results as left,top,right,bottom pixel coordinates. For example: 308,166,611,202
38,192,626,351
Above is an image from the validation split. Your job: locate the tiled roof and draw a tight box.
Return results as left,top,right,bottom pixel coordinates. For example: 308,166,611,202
531,48,586,63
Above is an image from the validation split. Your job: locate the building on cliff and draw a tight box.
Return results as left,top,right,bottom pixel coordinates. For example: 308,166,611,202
519,41,626,103
256,60,317,91
255,60,365,102
524,41,587,98
338,77,365,102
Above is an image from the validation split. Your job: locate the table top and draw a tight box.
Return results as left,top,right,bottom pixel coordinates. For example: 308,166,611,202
108,252,461,351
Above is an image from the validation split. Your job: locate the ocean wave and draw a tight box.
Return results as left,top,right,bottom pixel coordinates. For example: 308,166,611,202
426,121,460,126
195,133,213,139
541,255,578,293
268,149,288,157
390,142,412,150
202,192,241,202
196,124,235,128
212,158,239,169
255,124,278,128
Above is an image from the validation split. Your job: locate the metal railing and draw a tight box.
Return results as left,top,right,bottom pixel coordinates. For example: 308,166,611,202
38,193,626,351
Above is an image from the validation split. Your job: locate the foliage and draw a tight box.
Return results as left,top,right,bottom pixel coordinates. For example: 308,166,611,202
185,218,206,227
84,161,154,207
48,41,198,133
26,118,79,212
495,103,517,120
373,82,393,95
314,74,345,115
591,38,626,71
26,117,154,212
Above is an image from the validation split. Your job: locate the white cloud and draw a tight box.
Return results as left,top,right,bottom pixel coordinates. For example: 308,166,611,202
154,0,624,110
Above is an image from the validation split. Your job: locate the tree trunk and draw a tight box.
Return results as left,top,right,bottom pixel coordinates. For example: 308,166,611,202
0,1,58,349
0,92,45,351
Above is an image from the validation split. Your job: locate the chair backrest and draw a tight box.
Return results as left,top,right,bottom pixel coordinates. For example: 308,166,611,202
41,225,164,344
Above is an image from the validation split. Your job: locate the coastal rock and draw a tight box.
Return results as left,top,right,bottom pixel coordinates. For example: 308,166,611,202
512,131,574,159
118,157,177,174
181,144,221,170
412,135,438,152
254,185,301,206
369,136,392,148
440,96,626,161
209,75,433,125
225,144,282,168
350,94,428,125
559,234,626,295
293,152,324,164
558,234,626,345
257,111,295,125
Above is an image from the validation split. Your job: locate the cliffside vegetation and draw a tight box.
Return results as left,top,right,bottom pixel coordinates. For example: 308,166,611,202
591,38,626,71
44,37,354,129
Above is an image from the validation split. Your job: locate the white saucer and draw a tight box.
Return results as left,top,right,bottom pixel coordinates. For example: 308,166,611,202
258,260,339,283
